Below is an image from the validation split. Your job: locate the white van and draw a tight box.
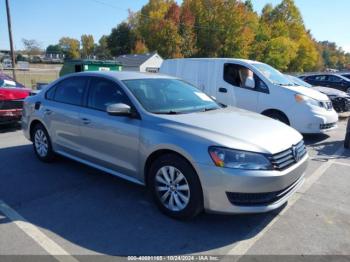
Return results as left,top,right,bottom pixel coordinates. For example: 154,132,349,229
160,58,338,134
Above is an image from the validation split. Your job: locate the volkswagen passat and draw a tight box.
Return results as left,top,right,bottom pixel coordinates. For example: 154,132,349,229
22,72,308,219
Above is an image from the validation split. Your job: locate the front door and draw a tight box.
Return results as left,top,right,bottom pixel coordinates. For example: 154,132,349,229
78,77,141,179
217,63,260,112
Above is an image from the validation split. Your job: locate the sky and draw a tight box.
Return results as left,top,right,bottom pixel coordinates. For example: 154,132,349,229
0,0,349,53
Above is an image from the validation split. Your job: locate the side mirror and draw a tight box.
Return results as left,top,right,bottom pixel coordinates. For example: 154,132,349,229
245,77,255,89
107,103,131,116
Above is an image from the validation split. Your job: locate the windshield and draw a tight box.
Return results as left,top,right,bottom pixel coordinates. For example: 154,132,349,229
252,63,296,86
285,75,312,88
123,78,221,114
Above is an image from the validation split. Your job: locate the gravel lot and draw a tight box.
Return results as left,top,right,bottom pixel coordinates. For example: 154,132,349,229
0,119,349,260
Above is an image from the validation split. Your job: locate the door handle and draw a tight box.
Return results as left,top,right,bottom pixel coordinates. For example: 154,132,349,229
219,87,227,93
81,118,91,125
43,109,53,115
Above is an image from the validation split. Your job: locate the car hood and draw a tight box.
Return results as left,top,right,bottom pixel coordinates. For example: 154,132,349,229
282,85,329,101
311,86,350,98
156,107,303,155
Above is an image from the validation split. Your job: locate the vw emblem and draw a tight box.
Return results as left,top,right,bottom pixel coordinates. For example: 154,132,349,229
292,145,300,162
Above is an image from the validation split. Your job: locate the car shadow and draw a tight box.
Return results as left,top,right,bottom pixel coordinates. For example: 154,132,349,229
0,144,282,255
0,122,21,134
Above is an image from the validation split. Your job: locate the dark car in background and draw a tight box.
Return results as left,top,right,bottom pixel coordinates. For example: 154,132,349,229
287,75,350,113
340,72,350,81
0,73,30,125
300,73,350,94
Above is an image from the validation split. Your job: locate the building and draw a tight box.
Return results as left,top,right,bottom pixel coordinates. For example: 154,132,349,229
116,52,163,73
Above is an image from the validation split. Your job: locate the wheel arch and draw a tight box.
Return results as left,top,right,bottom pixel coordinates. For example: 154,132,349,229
261,108,290,125
29,119,48,141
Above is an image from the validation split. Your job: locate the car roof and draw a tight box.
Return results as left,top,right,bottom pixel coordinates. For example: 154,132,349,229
72,71,176,81
164,58,263,65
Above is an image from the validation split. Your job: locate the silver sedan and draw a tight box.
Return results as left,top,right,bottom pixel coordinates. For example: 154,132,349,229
22,71,308,219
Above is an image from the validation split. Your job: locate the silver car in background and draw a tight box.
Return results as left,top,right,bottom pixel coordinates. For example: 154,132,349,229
22,72,308,219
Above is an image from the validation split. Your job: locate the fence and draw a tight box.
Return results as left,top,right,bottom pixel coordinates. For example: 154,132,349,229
1,65,61,89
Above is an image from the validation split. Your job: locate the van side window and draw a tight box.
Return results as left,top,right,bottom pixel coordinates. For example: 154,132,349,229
224,63,268,93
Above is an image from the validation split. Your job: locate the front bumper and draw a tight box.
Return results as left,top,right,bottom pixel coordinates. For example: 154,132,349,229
290,108,338,134
196,154,308,214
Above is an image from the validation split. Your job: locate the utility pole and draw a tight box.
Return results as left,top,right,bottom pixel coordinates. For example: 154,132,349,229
5,0,16,80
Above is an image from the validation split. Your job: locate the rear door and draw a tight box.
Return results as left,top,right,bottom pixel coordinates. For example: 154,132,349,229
43,76,88,156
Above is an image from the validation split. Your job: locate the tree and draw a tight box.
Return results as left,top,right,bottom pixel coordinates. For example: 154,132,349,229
179,1,197,57
81,34,95,58
22,39,42,56
138,0,183,58
108,22,136,56
59,37,80,59
95,35,112,59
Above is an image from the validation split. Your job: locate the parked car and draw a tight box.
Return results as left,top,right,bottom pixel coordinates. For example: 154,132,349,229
160,58,338,134
22,71,308,219
0,74,30,124
300,73,350,94
286,75,350,113
339,72,350,80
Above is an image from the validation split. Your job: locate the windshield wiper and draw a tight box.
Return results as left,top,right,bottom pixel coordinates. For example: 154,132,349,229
153,110,180,115
201,107,219,112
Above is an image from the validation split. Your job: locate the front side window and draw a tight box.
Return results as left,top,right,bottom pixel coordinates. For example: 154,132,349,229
123,78,220,114
88,77,130,111
224,63,268,92
53,77,87,106
327,75,342,83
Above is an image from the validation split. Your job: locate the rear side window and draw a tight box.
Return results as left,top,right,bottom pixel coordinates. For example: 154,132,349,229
87,77,130,111
314,75,326,81
53,77,87,106
45,86,56,100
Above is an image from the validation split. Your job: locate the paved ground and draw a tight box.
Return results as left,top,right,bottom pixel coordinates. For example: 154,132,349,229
0,120,349,260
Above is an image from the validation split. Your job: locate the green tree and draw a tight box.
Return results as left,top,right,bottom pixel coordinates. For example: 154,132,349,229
59,37,80,59
81,34,95,58
95,35,112,59
108,22,136,56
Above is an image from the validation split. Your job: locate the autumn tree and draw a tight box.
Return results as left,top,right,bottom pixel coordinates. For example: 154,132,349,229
81,34,95,58
179,2,196,57
138,0,182,58
59,37,80,59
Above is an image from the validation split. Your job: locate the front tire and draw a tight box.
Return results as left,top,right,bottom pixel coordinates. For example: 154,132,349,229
263,111,290,125
148,154,203,220
32,123,54,162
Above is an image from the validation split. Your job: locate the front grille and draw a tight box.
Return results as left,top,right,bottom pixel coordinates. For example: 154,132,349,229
226,176,302,206
320,122,336,130
0,100,23,110
269,140,307,171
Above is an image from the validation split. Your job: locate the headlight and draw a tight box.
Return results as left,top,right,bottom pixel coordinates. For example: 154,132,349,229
208,147,272,170
295,94,323,107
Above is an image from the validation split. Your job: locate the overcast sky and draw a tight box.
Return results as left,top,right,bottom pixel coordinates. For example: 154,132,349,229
0,0,349,53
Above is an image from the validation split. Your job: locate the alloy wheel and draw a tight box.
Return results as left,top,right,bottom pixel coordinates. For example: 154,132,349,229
34,129,49,157
155,166,190,212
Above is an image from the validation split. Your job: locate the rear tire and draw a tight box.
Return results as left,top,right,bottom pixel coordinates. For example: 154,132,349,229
263,111,290,125
148,154,203,220
32,123,55,162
